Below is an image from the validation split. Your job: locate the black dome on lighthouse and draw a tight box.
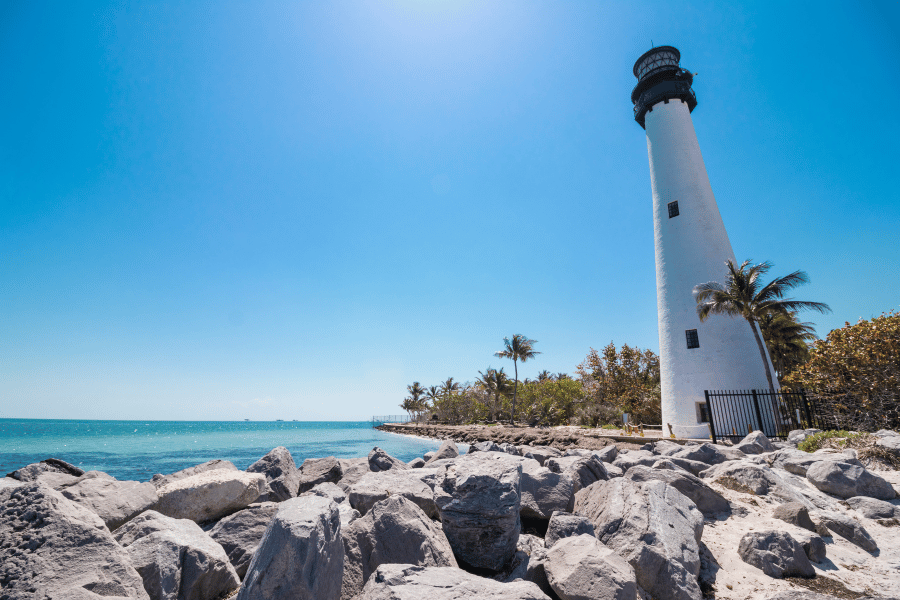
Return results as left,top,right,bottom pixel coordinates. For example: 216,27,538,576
630,45,697,129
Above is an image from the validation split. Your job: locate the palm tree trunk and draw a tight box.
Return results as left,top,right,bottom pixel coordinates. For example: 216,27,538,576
511,360,518,425
748,319,776,392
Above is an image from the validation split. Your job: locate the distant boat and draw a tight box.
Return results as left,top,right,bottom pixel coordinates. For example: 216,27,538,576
244,419,250,421
276,419,284,422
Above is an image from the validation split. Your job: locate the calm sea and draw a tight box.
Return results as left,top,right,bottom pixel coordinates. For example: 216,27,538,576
0,419,455,482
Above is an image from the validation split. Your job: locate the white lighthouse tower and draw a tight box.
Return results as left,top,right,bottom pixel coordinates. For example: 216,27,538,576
631,46,776,438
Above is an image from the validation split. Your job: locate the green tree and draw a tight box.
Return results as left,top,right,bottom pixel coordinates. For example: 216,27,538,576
402,381,427,421
694,260,830,392
759,311,817,379
576,342,661,425
494,334,541,425
475,367,512,422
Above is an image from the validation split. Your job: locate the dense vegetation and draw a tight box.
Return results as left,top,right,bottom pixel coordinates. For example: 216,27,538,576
401,339,662,427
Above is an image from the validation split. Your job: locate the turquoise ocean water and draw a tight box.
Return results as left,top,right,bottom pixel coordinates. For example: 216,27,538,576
0,419,452,482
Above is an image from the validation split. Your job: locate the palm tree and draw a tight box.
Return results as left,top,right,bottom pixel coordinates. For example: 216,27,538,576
405,381,427,421
537,370,553,382
694,260,830,392
495,334,541,424
476,367,513,422
441,377,461,398
759,311,818,379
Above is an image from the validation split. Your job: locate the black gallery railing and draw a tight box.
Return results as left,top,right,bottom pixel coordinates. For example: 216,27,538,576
703,389,832,444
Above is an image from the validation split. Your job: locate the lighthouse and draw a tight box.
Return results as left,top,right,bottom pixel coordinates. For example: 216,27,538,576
631,46,776,438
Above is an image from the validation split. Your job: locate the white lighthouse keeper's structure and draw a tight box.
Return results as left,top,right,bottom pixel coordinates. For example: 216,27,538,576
631,46,776,439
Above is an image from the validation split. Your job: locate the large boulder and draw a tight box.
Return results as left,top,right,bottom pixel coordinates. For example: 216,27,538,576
793,530,827,564
341,495,457,599
0,477,21,490
574,477,704,600
772,502,818,533
546,456,608,494
544,512,595,549
57,471,158,531
700,461,807,505
845,496,899,520
625,465,730,518
152,469,266,523
468,440,502,454
151,459,237,489
349,470,438,518
518,458,575,519
0,482,150,600
113,510,240,600
812,510,878,552
297,456,344,494
338,457,370,488
526,446,565,466
426,440,460,464
611,450,657,472
359,564,551,600
238,495,343,600
875,435,900,456
545,534,637,600
670,442,741,465
368,447,410,472
208,502,280,579
737,530,815,579
6,458,84,480
805,461,896,500
408,457,426,469
247,446,301,502
434,455,522,571
733,431,776,455
304,481,347,504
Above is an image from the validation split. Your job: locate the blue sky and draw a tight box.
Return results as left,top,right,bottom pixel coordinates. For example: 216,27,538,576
2,1,898,420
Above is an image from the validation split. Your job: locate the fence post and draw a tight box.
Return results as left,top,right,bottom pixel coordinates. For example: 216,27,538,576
751,390,764,434
800,389,814,429
705,390,718,444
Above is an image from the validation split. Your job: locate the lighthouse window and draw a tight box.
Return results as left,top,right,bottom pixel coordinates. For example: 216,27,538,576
668,201,679,218
686,329,699,349
696,402,710,423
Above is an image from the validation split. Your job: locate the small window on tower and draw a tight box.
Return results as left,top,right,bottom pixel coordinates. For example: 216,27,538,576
668,201,679,218
686,329,699,349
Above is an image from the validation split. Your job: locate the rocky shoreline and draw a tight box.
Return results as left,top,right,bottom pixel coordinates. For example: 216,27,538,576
2,429,900,600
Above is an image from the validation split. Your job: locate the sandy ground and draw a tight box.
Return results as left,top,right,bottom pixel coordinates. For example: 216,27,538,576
699,469,900,600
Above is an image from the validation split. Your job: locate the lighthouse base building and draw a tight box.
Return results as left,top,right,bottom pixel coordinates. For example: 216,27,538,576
631,47,777,439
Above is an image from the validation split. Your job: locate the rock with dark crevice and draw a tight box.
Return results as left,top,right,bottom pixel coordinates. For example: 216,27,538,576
208,502,280,580
246,446,302,502
737,530,815,579
151,459,238,489
297,456,344,494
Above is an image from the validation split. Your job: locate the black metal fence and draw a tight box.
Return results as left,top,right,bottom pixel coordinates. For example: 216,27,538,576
371,415,415,427
704,389,832,444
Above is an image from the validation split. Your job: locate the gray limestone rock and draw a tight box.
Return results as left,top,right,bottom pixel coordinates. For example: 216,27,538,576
518,458,575,519
151,459,237,489
733,431,777,455
424,451,437,461
574,477,704,600
611,450,658,472
525,445,564,465
793,530,827,563
468,440,502,453
208,502,279,579
772,502,818,533
737,530,815,578
297,456,344,494
368,447,410,472
359,564,551,600
434,454,522,571
58,471,158,531
339,503,361,527
237,495,343,600
341,495,457,599
246,446,301,502
845,496,899,519
0,476,21,490
812,510,878,552
670,442,735,465
544,512,595,549
304,481,347,504
152,469,266,523
787,429,822,446
545,534,638,600
806,460,896,500
768,449,822,476
338,457,370,488
0,482,150,600
426,440,460,464
349,470,438,519
875,435,900,456
700,461,808,505
113,510,240,600
652,440,684,456
6,457,84,482
408,457,426,469
663,456,716,477
625,465,730,517
546,455,609,494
